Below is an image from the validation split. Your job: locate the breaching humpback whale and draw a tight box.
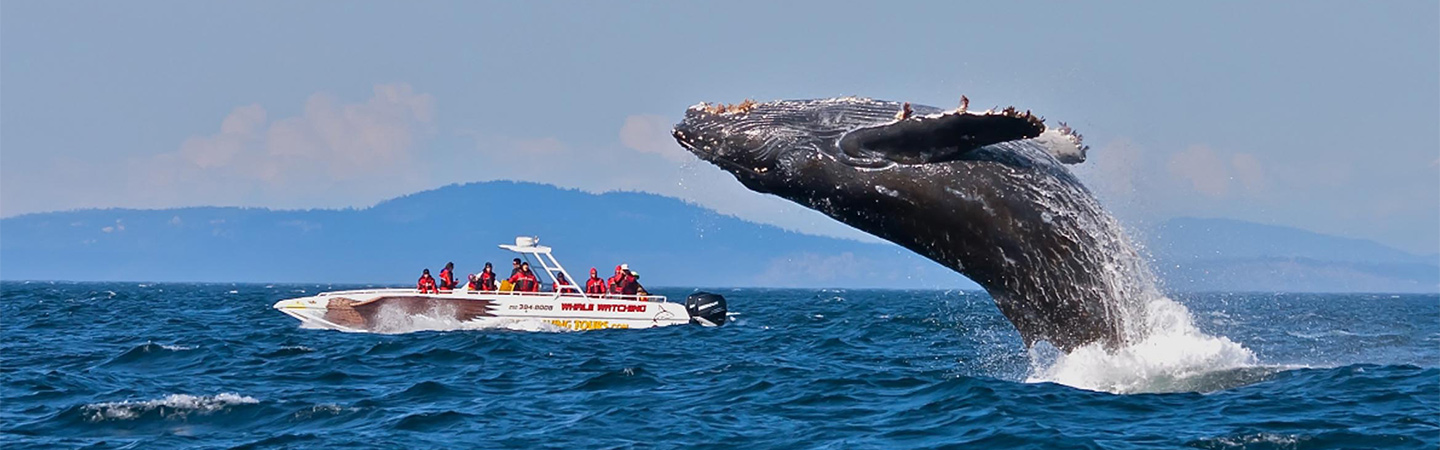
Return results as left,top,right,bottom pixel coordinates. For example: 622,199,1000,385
673,97,1155,352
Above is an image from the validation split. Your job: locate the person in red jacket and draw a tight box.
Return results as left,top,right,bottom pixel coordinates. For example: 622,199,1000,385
584,267,607,296
477,262,498,291
438,262,458,290
553,272,579,293
618,270,641,296
508,262,541,292
607,264,628,294
417,269,439,294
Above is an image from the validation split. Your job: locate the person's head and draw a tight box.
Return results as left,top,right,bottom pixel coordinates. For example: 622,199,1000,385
521,262,531,272
590,267,598,277
445,262,454,270
423,269,430,275
512,258,522,267
484,262,493,272
557,273,567,281
614,264,624,274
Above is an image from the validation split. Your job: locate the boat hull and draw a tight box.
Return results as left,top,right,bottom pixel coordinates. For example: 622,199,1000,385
273,289,692,332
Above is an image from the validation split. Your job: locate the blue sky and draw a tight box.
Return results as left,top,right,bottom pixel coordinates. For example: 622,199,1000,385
3,1,1437,254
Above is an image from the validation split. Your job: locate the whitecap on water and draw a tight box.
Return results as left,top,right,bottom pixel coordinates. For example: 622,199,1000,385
292,403,349,420
82,393,258,422
1194,432,1305,448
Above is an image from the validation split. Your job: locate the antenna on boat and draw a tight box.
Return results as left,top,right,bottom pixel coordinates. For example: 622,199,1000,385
499,236,580,293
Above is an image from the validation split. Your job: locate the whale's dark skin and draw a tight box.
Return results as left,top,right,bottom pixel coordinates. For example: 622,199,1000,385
673,97,1149,352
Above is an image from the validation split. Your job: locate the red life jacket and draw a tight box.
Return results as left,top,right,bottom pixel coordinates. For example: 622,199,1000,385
439,269,456,290
553,276,577,293
479,271,497,290
585,277,607,295
417,275,438,293
619,275,639,295
510,271,539,292
607,274,625,294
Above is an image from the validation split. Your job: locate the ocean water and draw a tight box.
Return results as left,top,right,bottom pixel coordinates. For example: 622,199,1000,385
1,282,1435,449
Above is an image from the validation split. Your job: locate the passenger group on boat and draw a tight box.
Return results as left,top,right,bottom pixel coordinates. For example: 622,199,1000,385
416,260,646,296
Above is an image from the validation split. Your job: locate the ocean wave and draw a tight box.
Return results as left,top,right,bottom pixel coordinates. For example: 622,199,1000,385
4,283,1434,449
102,342,201,367
1189,432,1304,449
81,393,258,422
261,345,316,357
392,410,476,432
1186,429,1429,449
292,403,349,420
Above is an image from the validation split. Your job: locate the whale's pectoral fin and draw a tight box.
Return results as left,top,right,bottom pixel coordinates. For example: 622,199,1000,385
838,112,1045,165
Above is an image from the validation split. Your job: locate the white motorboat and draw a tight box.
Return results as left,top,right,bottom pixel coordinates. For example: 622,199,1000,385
272,237,728,332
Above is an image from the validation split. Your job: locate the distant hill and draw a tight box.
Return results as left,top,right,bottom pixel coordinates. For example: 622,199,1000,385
1147,217,1439,293
2,183,1434,292
0,182,973,289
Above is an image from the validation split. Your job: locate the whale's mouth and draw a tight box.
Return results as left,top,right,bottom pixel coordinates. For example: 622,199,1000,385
672,121,765,178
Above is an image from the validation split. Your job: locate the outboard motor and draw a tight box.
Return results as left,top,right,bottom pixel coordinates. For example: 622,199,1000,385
685,292,728,327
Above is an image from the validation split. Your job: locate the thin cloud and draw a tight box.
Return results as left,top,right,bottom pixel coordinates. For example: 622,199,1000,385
1230,153,1266,194
1167,145,1230,197
136,83,436,210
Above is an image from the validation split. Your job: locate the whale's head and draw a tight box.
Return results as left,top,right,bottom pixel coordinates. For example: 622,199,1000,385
672,97,1086,194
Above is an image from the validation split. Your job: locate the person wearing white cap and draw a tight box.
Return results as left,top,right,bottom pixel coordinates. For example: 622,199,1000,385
618,268,642,296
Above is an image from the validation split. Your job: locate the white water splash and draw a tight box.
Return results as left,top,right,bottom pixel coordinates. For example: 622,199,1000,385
986,139,1262,394
1026,297,1258,393
82,393,258,421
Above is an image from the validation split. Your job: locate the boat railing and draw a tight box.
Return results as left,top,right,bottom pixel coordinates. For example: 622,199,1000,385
315,288,667,303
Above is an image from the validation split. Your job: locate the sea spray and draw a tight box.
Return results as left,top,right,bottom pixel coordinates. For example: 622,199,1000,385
1021,197,1259,393
1026,297,1258,393
1018,162,1259,393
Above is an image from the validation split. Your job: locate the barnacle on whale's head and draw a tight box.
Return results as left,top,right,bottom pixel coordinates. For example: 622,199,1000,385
701,99,758,115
